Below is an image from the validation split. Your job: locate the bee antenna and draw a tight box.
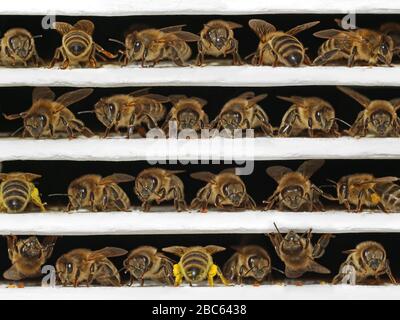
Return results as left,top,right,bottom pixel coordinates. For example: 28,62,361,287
243,266,256,277
33,35,43,39
78,110,95,115
48,193,73,200
10,126,24,137
332,117,352,128
318,184,337,189
109,38,126,47
273,222,282,236
327,179,338,186
271,267,286,275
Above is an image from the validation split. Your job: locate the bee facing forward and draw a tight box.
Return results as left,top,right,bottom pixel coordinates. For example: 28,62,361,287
163,245,229,287
162,95,209,134
330,173,400,213
277,96,339,137
67,173,134,212
210,92,273,137
56,247,127,287
123,246,175,286
134,168,187,212
314,22,394,67
223,245,272,285
196,20,243,66
0,28,42,67
269,224,333,278
4,87,94,139
0,172,45,213
4,235,57,280
93,88,168,138
333,241,396,285
338,86,400,137
265,160,327,212
190,168,256,212
118,25,199,67
50,20,116,69
248,19,319,67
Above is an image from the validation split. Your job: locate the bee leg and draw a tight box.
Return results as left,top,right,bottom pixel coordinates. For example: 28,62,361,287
254,109,273,137
244,194,257,210
312,234,334,259
173,264,183,287
49,47,63,68
347,47,358,67
278,110,299,137
356,191,366,213
196,40,205,66
30,186,46,212
384,260,397,284
228,38,243,66
263,191,279,210
303,53,312,66
95,43,118,59
141,201,152,212
313,49,340,66
103,126,112,138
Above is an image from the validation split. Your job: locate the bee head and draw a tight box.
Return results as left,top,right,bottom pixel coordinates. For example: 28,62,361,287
24,112,48,139
7,31,33,59
20,236,42,259
377,35,394,66
68,177,95,209
281,185,305,210
177,107,200,130
363,247,385,272
246,255,270,282
206,26,229,50
313,104,335,132
369,108,392,136
223,182,245,207
56,255,78,286
95,98,120,128
125,254,151,280
282,231,304,255
125,32,144,60
135,174,158,200
220,109,243,130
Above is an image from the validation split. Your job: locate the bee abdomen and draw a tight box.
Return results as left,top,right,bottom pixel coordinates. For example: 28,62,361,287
1,180,29,212
377,183,400,211
271,35,304,66
181,251,210,275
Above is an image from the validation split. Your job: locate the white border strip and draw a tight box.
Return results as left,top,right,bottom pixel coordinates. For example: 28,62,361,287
1,0,399,16
1,66,400,87
1,212,399,235
1,137,400,162
0,285,396,300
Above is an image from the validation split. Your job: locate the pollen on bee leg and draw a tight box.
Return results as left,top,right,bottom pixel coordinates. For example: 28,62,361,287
371,193,381,205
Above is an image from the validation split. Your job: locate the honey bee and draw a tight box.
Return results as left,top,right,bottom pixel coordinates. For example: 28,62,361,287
0,28,42,67
268,224,333,278
134,168,187,212
330,173,400,213
277,96,339,137
4,87,94,139
210,92,273,137
196,20,243,66
56,247,127,287
337,86,400,137
67,173,135,212
314,22,394,66
333,241,396,285
265,160,327,212
0,172,45,213
162,245,229,286
162,95,209,134
223,245,271,284
118,25,199,67
4,236,57,280
50,19,116,69
190,168,256,212
380,23,400,56
248,19,319,67
93,88,169,138
123,246,175,286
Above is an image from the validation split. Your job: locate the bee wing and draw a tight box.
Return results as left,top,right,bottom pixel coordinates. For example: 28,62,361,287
53,22,74,35
55,88,94,109
224,21,243,29
297,159,325,179
32,87,56,102
266,166,292,182
342,249,357,255
90,247,128,260
142,94,170,103
337,86,371,108
74,20,95,36
247,94,268,108
313,29,345,39
129,88,151,97
162,246,188,257
22,173,42,182
277,96,306,106
3,265,25,281
169,95,188,105
190,172,216,183
42,236,58,259
191,97,208,107
373,176,399,184
390,98,400,110
286,21,320,36
171,31,200,42
248,19,276,38
159,25,187,33
237,92,256,100
165,170,186,176
100,173,135,185
205,245,226,255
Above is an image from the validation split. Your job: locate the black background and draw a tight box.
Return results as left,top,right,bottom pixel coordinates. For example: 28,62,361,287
0,14,400,286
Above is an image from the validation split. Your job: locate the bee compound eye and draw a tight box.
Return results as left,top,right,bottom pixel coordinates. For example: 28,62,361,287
66,263,73,273
134,41,142,52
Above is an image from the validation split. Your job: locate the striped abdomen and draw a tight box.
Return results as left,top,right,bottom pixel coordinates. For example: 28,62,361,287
319,38,351,56
1,179,30,213
105,184,131,211
376,183,400,212
181,250,212,283
63,30,93,59
166,41,192,62
270,34,305,67
138,100,167,122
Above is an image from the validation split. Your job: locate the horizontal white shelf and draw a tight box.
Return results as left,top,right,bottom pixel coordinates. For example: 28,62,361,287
1,211,400,235
1,66,400,87
1,0,399,15
0,285,396,300
0,137,400,162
